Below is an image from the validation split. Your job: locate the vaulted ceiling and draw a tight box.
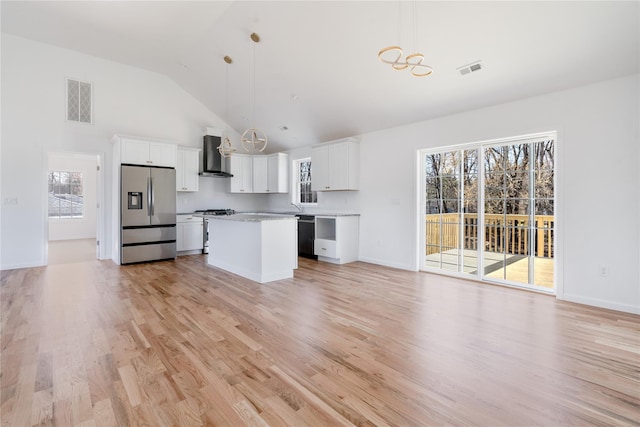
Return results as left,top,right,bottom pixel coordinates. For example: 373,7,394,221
2,1,639,152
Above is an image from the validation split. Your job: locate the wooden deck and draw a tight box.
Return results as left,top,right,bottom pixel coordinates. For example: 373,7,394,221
1,256,638,426
426,249,555,289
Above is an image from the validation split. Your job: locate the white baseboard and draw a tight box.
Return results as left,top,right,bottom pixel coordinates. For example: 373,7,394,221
561,293,640,315
357,256,417,272
1,260,45,271
177,249,203,256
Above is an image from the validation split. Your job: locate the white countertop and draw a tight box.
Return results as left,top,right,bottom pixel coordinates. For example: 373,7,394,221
192,211,360,220
203,213,296,222
241,211,361,217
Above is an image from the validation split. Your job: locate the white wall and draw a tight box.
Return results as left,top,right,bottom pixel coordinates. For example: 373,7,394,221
269,74,640,314
0,34,265,269
2,35,638,314
358,75,639,314
47,153,97,241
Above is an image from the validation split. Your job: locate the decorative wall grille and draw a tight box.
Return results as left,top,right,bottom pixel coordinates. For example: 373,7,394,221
66,78,92,124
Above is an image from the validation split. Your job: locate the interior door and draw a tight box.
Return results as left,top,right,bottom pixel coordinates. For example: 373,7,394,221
121,165,151,227
149,167,176,225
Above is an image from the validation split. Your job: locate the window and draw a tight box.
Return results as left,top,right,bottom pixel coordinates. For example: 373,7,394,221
422,133,556,292
294,158,317,205
48,171,84,219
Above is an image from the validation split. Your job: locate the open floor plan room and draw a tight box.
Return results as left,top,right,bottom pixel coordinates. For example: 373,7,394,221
1,257,638,426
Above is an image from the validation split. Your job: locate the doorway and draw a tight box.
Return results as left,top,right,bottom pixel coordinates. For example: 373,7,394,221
46,152,102,265
421,132,556,293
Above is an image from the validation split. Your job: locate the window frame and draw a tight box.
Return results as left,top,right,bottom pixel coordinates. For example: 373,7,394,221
48,170,85,220
292,157,318,206
420,131,556,293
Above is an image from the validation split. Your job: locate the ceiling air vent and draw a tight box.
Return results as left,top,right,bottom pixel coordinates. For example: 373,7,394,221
457,61,483,76
66,78,92,124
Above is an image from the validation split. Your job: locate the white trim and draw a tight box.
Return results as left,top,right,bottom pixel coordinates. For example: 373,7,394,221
414,150,423,271
291,157,318,206
554,129,564,300
358,256,418,272
1,261,45,271
417,131,558,294
561,293,640,315
96,152,106,260
44,150,105,263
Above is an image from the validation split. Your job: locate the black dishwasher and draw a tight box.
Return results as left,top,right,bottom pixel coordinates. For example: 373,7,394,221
297,215,317,259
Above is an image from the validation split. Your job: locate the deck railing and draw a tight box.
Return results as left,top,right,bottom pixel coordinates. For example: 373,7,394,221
426,214,554,257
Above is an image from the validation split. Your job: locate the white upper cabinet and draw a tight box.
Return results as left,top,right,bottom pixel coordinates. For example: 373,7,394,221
229,153,288,194
312,138,359,191
116,136,177,167
229,153,253,193
267,153,288,193
252,156,269,193
176,147,200,192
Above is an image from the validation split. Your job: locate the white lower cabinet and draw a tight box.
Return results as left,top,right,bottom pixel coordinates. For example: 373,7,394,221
314,239,337,258
177,214,203,253
314,215,359,264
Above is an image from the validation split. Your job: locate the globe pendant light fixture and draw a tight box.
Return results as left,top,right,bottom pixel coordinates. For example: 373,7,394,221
218,55,236,158
241,32,268,153
378,0,433,77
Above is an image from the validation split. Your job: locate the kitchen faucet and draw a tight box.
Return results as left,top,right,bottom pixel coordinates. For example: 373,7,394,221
291,203,303,212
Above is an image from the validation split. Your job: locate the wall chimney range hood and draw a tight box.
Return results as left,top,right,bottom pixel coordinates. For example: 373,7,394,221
200,135,233,177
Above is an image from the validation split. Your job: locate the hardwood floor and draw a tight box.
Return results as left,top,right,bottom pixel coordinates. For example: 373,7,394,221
47,239,96,265
1,256,639,426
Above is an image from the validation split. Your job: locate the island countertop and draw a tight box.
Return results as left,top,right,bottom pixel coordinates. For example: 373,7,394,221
201,213,296,222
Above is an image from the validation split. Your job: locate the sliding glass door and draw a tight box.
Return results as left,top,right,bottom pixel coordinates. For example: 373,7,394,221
422,134,555,292
424,149,478,275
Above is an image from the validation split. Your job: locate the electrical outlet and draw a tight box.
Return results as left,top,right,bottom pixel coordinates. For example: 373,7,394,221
598,265,609,277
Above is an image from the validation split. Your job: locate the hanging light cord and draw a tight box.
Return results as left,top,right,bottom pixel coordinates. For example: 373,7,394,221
229,60,231,133
413,0,419,54
252,40,256,129
240,33,268,152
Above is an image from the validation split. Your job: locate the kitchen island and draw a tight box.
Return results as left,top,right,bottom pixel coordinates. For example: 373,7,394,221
205,214,297,283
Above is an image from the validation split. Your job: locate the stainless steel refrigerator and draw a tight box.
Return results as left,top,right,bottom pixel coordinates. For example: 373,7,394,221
121,164,176,264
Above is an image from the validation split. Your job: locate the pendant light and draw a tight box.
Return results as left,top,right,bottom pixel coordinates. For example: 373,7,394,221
378,0,433,77
241,32,268,153
218,55,236,158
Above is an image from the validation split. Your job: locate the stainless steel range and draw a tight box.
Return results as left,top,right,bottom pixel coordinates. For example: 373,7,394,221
195,209,235,253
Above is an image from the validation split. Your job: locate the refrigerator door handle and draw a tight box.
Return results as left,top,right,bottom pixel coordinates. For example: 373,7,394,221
149,176,155,217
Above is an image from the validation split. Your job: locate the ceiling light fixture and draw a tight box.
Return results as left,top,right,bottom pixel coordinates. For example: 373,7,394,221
218,55,236,158
378,0,433,77
241,32,268,153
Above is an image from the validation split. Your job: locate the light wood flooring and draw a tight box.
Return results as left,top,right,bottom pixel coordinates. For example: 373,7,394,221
1,255,639,426
47,239,96,265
